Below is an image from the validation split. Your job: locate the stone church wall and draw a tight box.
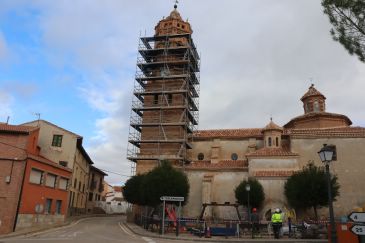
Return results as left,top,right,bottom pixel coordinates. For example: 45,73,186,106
291,137,365,216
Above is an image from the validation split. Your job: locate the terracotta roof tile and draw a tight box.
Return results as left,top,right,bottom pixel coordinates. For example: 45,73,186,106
284,112,352,128
194,128,262,139
186,160,247,170
113,186,122,192
0,123,38,134
287,126,365,138
254,170,295,177
262,120,283,132
301,84,325,101
246,147,298,157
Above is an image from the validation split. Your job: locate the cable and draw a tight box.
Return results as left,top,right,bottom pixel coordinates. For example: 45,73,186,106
99,169,131,178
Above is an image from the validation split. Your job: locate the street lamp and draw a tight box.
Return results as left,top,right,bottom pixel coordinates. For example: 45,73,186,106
318,144,337,243
245,183,251,223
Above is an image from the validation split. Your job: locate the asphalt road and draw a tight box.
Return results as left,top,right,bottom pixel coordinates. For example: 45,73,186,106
1,216,199,243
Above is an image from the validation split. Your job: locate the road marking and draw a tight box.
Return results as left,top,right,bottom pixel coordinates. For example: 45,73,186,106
118,222,136,238
142,236,156,243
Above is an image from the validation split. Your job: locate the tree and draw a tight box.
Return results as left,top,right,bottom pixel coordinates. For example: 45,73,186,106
235,178,265,209
284,163,340,220
322,0,365,62
142,161,190,207
123,174,147,205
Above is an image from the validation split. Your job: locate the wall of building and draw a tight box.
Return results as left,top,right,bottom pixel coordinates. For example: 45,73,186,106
69,148,90,215
16,158,71,231
24,121,78,170
0,159,26,235
86,170,104,213
184,170,248,218
291,137,365,216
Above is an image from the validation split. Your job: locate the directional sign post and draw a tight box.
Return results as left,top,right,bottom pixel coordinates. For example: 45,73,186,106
348,211,365,242
160,196,185,236
350,225,365,236
349,212,365,223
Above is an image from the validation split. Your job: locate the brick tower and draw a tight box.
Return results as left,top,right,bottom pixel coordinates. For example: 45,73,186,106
127,5,200,174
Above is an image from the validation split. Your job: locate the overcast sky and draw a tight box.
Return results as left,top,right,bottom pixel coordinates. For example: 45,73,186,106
0,0,364,185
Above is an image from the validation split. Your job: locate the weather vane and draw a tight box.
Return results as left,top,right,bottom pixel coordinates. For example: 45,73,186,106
174,0,179,9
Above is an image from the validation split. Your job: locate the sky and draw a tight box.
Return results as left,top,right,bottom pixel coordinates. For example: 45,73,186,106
0,0,364,185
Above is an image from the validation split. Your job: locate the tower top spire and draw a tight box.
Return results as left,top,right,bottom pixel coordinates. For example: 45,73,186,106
174,0,178,9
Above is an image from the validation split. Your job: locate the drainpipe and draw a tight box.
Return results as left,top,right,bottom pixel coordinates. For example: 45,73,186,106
13,158,27,232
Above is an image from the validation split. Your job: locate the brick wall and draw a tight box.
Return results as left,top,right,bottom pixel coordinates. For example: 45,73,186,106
0,159,26,235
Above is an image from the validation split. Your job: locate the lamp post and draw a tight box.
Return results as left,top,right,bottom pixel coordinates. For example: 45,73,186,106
245,183,251,223
318,144,337,243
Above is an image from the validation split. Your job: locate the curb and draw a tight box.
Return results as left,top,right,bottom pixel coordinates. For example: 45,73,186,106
0,214,122,239
123,223,328,243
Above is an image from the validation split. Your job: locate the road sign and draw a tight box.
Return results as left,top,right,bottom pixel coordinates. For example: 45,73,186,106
348,212,365,223
350,225,365,236
160,196,184,202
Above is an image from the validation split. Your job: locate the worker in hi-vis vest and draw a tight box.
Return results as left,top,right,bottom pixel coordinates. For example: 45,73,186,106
271,208,283,239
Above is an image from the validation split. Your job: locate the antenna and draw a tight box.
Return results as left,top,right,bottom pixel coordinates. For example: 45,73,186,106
6,116,10,124
33,112,41,126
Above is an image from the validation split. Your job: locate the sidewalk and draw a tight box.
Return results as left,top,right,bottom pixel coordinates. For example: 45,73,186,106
0,214,120,239
124,222,328,243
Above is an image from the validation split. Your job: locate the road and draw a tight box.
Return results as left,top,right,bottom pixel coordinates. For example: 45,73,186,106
1,216,199,243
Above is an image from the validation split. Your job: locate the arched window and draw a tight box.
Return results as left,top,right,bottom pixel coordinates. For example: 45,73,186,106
306,102,311,112
268,137,272,147
313,100,319,112
197,153,204,161
231,153,238,160
276,137,279,147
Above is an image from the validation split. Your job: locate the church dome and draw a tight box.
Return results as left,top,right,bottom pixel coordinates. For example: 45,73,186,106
262,119,283,132
301,84,325,101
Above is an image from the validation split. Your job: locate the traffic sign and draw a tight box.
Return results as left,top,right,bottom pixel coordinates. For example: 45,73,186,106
348,212,365,223
350,225,365,236
160,196,184,202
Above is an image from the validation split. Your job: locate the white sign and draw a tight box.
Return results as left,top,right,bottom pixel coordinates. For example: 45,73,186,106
160,196,184,202
35,204,44,214
348,212,365,223
351,225,365,236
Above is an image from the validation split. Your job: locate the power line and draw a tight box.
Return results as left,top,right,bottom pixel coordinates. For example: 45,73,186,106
100,169,131,178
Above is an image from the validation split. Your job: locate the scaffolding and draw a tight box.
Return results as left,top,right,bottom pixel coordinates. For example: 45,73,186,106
127,33,200,173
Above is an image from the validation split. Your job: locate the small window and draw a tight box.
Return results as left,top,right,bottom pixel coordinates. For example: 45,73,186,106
182,25,185,29
59,177,68,190
78,181,81,190
45,198,52,214
167,94,173,104
153,94,159,104
45,173,57,188
268,137,272,147
55,200,62,214
59,161,68,167
231,153,238,160
30,168,44,185
74,178,77,188
197,153,204,160
52,135,63,147
276,137,279,147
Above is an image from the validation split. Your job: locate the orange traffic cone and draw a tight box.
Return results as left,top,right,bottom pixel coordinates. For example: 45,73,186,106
205,226,211,238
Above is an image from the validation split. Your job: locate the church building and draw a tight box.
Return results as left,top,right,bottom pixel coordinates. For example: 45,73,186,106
127,5,365,220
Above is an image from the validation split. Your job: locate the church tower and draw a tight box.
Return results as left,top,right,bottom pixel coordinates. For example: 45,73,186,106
127,5,200,174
